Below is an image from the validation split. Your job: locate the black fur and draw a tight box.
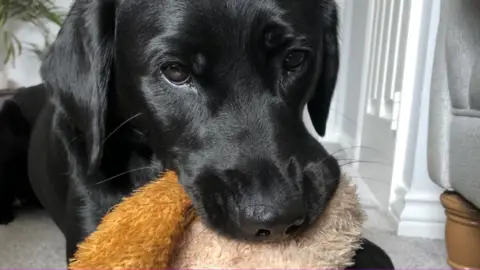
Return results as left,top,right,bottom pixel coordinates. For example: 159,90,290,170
0,85,46,224
0,0,393,268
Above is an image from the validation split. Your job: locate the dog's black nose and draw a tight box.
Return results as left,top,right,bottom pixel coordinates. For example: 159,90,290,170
239,203,306,241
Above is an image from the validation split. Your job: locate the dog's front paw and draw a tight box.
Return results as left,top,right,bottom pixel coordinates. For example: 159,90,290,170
0,207,15,225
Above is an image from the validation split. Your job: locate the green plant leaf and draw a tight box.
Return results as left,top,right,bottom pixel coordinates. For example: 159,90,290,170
0,0,64,64
2,31,13,64
4,33,15,65
10,32,22,56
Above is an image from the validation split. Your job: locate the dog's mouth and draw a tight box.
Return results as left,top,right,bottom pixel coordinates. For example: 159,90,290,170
235,216,312,243
259,220,308,242
175,158,336,244
184,189,330,244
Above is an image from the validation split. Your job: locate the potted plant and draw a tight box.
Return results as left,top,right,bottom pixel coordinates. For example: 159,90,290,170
0,0,64,89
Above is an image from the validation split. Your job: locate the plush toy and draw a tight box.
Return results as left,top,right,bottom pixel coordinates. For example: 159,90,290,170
68,171,365,269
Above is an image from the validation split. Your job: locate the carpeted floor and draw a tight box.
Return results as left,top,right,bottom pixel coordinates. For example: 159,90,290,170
362,208,448,268
0,199,448,269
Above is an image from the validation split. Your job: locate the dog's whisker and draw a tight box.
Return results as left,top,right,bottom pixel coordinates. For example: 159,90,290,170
349,176,386,183
328,145,365,156
185,223,210,241
103,112,142,143
339,160,391,167
317,145,366,166
93,165,159,186
331,175,386,184
321,145,367,164
335,158,363,162
326,145,390,161
336,158,387,164
329,107,360,130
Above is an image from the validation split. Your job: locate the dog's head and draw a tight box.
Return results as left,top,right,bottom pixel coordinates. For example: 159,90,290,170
41,0,341,242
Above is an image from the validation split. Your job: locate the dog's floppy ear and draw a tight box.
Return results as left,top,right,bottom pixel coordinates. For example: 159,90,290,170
40,0,116,171
307,2,340,137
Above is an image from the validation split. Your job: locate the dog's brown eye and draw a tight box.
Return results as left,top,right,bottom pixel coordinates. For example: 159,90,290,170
283,50,306,71
162,63,191,84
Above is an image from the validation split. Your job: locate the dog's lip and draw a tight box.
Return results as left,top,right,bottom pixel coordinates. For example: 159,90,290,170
239,228,304,243
232,217,310,244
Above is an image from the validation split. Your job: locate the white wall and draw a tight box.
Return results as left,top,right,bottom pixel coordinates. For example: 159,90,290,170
336,0,369,146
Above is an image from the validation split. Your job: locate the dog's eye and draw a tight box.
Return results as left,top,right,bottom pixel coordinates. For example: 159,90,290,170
162,63,191,84
283,50,307,71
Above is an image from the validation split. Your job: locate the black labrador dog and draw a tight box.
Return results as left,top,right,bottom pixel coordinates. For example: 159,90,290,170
0,85,46,224
26,0,393,268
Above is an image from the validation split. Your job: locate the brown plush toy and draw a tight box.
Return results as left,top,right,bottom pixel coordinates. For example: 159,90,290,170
69,171,365,269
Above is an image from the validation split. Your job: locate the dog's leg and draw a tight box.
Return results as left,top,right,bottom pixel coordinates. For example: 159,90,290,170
0,157,15,224
0,98,42,224
347,238,395,269
65,195,94,263
0,105,16,224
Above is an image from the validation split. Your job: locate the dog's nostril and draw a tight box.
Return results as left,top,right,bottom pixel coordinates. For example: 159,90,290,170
241,204,306,240
285,224,301,235
255,229,271,238
285,218,305,235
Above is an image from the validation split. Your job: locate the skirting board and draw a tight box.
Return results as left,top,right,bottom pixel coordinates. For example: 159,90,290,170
397,220,445,240
395,191,446,239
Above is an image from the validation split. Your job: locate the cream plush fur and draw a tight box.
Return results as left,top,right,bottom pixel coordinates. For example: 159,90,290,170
172,175,366,269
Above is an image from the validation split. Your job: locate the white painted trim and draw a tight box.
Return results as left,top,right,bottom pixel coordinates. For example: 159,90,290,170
388,0,445,239
397,193,446,239
388,0,422,210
